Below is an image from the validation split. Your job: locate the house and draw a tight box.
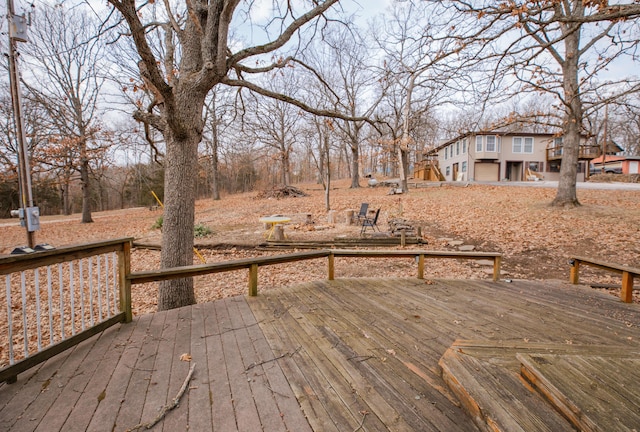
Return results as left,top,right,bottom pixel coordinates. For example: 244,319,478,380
418,132,600,182
590,155,640,174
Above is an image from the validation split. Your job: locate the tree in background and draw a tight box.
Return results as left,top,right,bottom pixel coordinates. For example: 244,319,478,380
23,4,110,222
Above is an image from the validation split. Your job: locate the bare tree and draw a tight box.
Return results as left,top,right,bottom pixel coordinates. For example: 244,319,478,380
243,70,304,186
434,0,640,205
23,4,110,222
304,26,382,188
105,0,352,309
373,1,465,192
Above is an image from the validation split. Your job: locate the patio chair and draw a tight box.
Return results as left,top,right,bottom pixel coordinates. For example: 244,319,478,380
355,203,369,224
361,208,381,234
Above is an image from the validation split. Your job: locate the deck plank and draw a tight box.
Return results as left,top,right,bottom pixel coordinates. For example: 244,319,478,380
236,296,312,432
186,303,213,432
218,297,262,432
116,311,168,430
160,304,192,432
85,313,153,432
227,297,288,432
206,300,237,431
137,307,179,431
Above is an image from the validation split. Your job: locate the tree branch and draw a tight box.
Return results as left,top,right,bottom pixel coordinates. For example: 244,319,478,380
222,77,378,127
227,0,340,67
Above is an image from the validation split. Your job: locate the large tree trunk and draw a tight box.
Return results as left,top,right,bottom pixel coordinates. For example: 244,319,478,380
157,103,202,310
552,16,582,207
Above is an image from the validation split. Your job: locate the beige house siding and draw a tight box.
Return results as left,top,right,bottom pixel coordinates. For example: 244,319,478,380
433,132,587,182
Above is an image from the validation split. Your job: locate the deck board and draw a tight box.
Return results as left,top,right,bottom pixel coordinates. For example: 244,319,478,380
1,278,639,431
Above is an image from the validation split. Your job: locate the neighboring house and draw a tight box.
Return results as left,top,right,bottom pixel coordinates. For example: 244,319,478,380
590,155,640,174
417,132,599,182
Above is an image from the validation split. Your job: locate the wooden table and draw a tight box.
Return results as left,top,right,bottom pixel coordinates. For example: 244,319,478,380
259,216,290,240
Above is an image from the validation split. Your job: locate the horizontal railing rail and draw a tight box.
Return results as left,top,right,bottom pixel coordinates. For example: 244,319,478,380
0,238,132,384
127,250,331,296
569,256,639,303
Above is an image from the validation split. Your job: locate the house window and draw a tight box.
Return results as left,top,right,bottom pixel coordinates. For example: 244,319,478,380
554,137,563,147
513,137,522,153
513,137,534,153
547,161,561,173
476,136,483,152
524,137,533,153
461,161,467,172
462,139,467,154
486,135,496,152
528,162,543,172
446,166,451,176
444,148,448,160
456,141,460,155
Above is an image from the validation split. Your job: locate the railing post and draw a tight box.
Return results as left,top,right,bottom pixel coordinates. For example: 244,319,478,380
621,271,633,303
417,254,424,279
328,252,335,281
118,240,132,323
569,260,580,285
493,256,501,282
248,264,258,296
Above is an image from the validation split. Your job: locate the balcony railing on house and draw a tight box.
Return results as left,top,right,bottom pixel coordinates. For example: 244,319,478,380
0,238,503,384
546,144,601,161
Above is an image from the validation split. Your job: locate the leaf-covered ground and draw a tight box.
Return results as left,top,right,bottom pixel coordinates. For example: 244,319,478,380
2,179,639,315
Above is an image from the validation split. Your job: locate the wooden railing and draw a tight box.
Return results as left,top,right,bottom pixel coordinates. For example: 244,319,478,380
128,249,503,295
0,238,132,384
1,239,502,383
569,256,639,303
546,144,601,161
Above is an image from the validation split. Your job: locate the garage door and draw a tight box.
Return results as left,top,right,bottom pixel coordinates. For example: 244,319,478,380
474,162,499,181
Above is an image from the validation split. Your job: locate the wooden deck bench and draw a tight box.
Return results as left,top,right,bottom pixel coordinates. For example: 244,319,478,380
569,256,640,303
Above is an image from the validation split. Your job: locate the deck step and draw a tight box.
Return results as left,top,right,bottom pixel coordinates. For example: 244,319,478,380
439,341,581,432
519,353,640,432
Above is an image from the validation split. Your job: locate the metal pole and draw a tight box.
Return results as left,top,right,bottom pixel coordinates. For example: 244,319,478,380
7,0,36,248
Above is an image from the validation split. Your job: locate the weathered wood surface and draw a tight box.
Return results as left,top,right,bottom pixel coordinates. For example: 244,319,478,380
250,278,640,432
0,297,309,432
519,353,640,432
1,278,639,431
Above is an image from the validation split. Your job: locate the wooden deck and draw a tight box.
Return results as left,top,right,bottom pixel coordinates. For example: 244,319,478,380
1,278,639,431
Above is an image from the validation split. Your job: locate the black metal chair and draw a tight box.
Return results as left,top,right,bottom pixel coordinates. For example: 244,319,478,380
355,203,369,224
361,208,380,234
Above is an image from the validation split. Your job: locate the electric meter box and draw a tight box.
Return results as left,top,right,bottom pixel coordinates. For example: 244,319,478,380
10,14,28,43
25,206,40,232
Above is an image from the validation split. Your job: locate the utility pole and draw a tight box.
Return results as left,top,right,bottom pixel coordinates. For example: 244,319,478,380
601,103,608,174
6,0,39,248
